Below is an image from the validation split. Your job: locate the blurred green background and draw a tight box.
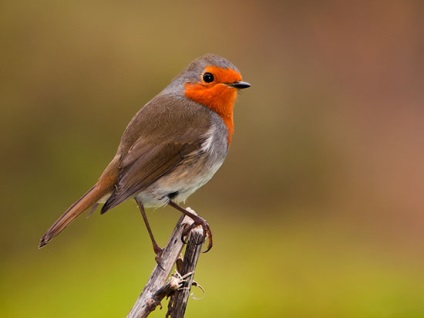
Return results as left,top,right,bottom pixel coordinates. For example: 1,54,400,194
1,1,423,317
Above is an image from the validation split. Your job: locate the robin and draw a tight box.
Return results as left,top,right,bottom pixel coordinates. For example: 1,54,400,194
39,53,250,255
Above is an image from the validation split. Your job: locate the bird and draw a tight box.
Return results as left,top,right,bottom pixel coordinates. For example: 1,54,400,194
39,53,250,255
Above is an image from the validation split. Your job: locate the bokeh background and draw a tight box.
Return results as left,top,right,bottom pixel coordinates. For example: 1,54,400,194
1,1,423,317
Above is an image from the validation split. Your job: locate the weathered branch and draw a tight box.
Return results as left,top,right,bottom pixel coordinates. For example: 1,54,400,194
166,226,204,317
127,209,204,318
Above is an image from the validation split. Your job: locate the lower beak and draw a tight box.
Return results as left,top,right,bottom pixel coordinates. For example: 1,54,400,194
227,81,251,89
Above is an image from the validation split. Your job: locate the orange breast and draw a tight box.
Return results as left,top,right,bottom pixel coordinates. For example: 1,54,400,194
184,66,242,143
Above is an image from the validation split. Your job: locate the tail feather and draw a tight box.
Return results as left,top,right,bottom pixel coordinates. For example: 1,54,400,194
39,184,109,248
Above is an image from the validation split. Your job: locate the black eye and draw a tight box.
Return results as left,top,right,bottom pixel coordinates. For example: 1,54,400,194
203,72,214,83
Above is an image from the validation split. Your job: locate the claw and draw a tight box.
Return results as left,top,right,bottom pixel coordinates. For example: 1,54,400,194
154,246,165,270
180,218,213,253
168,200,213,252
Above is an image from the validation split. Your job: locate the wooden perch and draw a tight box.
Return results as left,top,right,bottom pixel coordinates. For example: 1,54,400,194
166,225,204,317
127,209,205,318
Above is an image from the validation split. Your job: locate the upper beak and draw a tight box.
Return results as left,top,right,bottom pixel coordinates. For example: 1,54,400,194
227,81,251,89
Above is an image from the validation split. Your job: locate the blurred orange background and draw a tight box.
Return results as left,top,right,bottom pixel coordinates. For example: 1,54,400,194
1,1,423,317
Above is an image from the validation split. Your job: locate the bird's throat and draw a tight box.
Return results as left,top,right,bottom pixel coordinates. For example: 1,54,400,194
184,83,236,143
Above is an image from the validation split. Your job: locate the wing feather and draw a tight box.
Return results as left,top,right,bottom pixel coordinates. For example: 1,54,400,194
101,94,212,212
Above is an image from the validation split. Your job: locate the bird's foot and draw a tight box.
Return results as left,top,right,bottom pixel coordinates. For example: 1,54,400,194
181,215,213,253
167,201,213,253
153,243,165,269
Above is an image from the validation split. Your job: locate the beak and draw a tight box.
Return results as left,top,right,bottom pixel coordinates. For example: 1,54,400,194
227,81,251,89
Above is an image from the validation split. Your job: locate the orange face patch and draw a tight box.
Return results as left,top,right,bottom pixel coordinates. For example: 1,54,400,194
184,66,243,144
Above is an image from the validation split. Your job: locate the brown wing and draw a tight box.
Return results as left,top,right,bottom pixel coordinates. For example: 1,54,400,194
101,94,212,213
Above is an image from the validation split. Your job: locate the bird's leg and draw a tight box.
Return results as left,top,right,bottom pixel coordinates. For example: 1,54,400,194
168,200,213,252
134,198,163,260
